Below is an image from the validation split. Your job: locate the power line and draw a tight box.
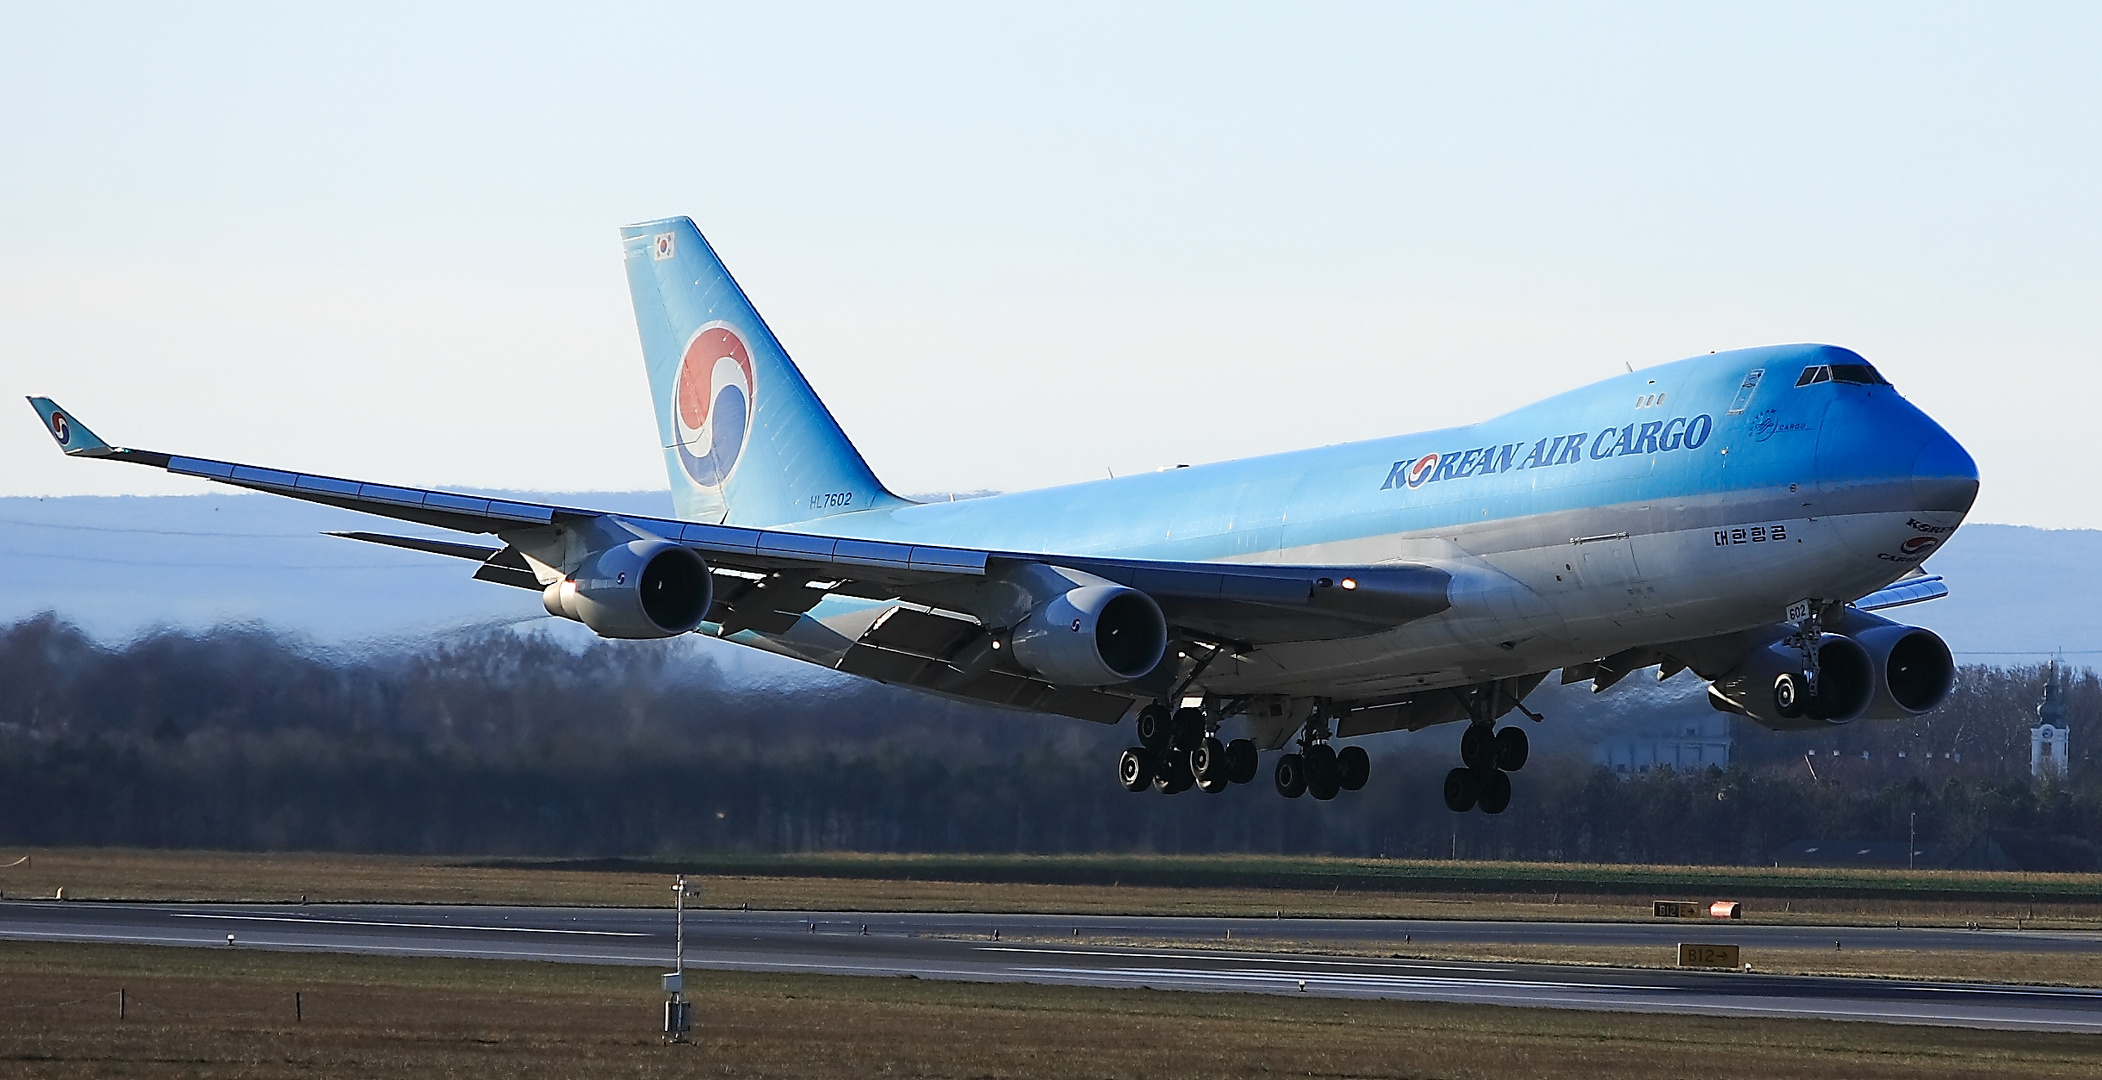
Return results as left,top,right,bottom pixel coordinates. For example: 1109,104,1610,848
0,516,333,539
0,548,439,571
1954,650,2102,656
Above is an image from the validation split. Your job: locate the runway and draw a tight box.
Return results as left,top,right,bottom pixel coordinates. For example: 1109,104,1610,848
4,901,2099,1032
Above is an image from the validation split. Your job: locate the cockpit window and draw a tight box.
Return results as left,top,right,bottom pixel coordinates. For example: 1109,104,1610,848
1796,363,1890,388
1828,363,1889,385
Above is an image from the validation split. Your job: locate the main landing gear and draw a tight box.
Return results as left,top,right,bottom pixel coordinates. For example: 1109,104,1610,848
1119,704,1258,796
1443,721,1527,815
1273,712,1369,801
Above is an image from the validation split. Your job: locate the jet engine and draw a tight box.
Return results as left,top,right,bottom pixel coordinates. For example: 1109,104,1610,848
1709,631,1874,730
1835,609,1955,719
543,539,713,639
1009,584,1168,687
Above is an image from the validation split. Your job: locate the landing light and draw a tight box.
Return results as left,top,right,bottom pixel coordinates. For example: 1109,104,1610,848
1341,578,1358,590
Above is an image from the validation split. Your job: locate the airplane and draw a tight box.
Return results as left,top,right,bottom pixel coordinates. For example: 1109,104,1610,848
26,216,1978,813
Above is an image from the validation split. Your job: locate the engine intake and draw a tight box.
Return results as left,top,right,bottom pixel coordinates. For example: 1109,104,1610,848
1837,610,1955,719
543,539,713,639
1711,632,1874,731
1009,584,1167,687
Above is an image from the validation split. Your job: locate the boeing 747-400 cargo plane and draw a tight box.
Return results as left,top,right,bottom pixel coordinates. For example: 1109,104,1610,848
28,217,1978,813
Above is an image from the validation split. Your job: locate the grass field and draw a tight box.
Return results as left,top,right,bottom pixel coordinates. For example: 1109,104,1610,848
1,940,2098,1079
1031,934,2102,988
5,848,2099,930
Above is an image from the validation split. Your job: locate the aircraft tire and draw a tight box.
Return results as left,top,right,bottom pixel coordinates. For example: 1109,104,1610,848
1442,767,1479,813
1118,747,1154,792
1494,726,1530,772
1136,705,1173,751
1274,753,1309,798
1337,745,1370,790
1196,773,1230,794
1477,769,1513,815
1192,737,1229,783
1226,739,1260,784
1305,744,1341,800
1459,723,1497,771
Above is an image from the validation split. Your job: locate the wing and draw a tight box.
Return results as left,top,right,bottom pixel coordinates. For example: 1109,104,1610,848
1853,568,1948,612
26,398,1451,719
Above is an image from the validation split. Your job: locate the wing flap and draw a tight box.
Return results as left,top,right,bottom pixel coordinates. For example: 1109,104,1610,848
834,606,1134,723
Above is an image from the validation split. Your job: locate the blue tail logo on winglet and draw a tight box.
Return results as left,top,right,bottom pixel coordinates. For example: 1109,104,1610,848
673,322,756,488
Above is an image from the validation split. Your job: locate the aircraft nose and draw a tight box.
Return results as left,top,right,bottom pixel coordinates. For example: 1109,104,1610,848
1814,387,1977,518
1910,422,1978,515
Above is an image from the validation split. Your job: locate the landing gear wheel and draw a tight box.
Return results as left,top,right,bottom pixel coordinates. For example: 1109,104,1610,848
1192,737,1229,784
1336,745,1370,791
1460,723,1497,771
1477,769,1513,815
1274,753,1309,798
1136,704,1173,751
1151,748,1193,794
1442,767,1479,813
1305,744,1341,801
1494,726,1530,772
1197,772,1230,794
1772,673,1805,720
1118,747,1154,792
1226,739,1259,785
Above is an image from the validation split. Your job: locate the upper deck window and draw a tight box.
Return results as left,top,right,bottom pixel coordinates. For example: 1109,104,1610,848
1797,363,1891,387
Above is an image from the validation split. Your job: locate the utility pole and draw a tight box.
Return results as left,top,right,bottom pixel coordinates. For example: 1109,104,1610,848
1909,813,1917,871
663,876,692,1043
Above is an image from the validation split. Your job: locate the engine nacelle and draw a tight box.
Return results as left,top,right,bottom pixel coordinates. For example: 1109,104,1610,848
1840,612,1955,719
543,540,713,639
1711,632,1875,731
1009,584,1167,687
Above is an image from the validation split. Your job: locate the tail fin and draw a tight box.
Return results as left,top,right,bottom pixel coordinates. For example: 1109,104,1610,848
620,217,908,527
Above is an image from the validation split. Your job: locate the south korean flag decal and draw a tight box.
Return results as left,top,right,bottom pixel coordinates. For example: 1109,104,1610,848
653,232,676,261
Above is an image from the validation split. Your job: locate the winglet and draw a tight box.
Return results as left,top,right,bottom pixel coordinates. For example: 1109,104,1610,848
24,397,121,457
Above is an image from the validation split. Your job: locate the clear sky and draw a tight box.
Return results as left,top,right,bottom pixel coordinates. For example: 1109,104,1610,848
3,4,2096,526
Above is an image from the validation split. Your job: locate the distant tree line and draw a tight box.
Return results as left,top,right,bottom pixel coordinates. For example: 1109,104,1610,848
0,614,2094,864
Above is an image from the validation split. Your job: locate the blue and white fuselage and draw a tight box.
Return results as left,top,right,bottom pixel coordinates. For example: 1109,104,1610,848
771,343,1975,705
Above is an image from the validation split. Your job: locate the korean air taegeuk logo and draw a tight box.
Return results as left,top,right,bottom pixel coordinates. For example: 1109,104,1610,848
672,323,756,488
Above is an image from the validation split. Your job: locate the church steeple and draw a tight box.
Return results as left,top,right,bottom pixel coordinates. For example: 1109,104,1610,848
2032,661,2070,779
2038,661,2065,728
